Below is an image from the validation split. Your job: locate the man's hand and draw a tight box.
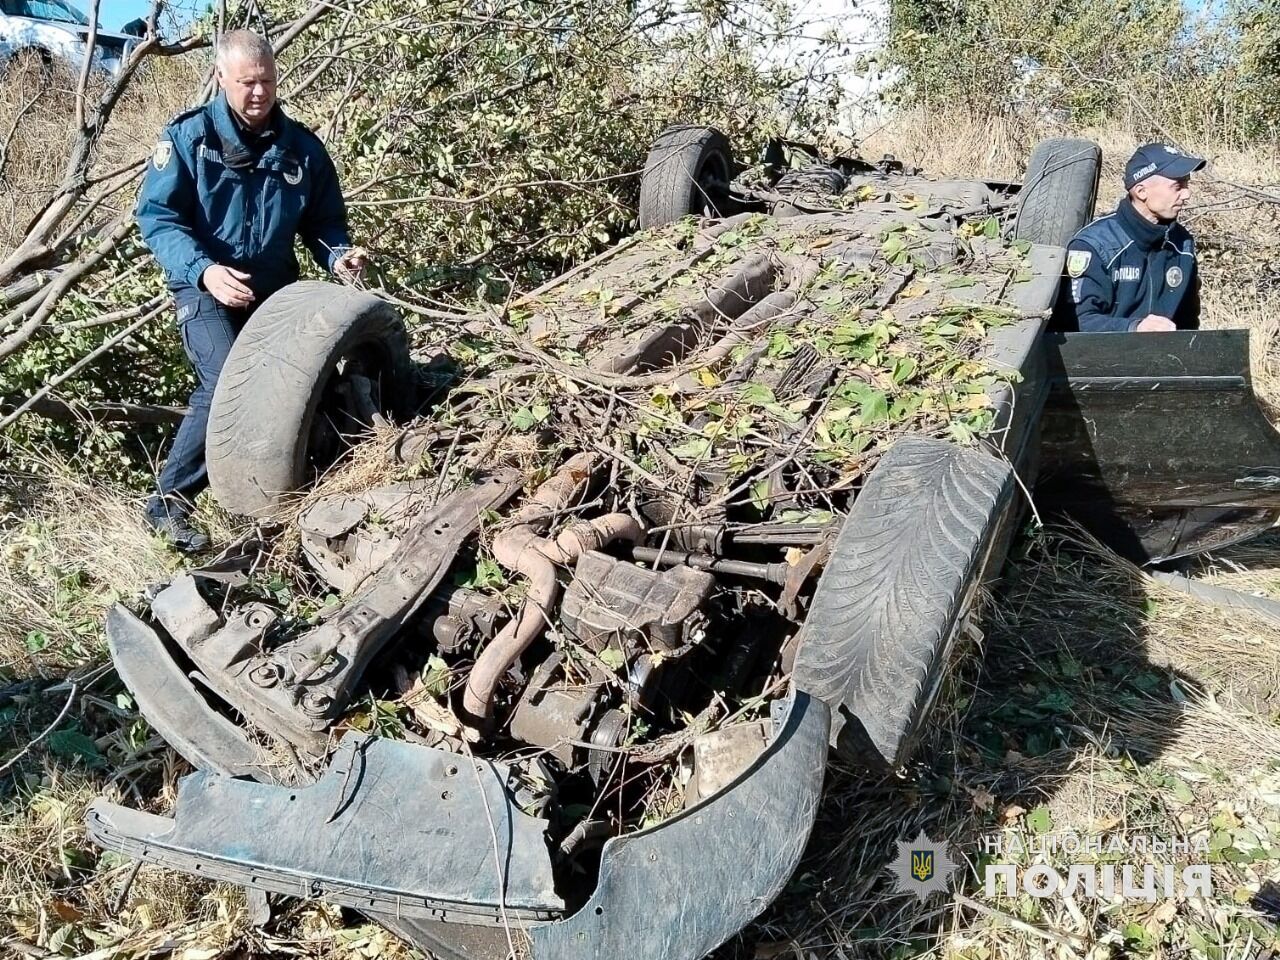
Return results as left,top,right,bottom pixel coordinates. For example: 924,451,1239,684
1134,314,1176,332
334,246,370,282
202,264,255,308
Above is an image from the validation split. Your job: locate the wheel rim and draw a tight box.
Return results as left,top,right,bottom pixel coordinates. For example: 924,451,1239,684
693,152,731,217
306,342,400,480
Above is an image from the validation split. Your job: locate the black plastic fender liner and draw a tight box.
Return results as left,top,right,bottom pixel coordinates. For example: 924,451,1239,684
104,604,269,781
528,691,829,960
85,736,563,924
792,437,1015,769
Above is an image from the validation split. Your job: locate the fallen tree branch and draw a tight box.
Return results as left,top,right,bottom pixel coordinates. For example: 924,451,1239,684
0,217,136,362
52,292,166,333
0,395,186,425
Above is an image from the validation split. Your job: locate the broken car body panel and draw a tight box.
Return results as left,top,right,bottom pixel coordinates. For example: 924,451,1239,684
1039,329,1280,561
87,735,564,923
88,692,829,959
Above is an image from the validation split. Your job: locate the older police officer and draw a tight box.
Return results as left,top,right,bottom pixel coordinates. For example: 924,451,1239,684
1058,143,1206,333
137,30,367,550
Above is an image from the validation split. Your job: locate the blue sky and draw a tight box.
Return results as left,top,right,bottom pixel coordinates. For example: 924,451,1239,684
92,0,205,33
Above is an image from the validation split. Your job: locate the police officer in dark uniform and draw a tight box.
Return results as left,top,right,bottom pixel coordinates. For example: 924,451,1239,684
1057,143,1206,333
137,30,367,550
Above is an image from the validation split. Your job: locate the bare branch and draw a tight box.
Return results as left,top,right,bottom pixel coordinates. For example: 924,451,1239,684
0,395,186,426
74,0,103,132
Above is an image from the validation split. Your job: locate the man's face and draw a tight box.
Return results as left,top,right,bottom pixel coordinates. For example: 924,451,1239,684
1134,173,1192,221
217,55,278,127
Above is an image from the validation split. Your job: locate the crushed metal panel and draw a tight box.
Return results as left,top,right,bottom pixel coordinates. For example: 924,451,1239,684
528,692,828,960
171,471,522,749
150,574,221,647
86,736,563,923
105,605,270,780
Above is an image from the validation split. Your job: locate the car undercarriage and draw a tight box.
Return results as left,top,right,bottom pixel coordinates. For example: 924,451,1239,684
86,129,1280,960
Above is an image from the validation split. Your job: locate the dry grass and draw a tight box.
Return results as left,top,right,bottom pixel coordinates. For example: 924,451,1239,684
0,451,178,672
0,52,200,256
741,536,1280,959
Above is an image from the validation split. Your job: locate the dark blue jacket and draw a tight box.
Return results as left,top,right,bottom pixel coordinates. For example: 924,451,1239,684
1056,199,1200,332
136,93,351,299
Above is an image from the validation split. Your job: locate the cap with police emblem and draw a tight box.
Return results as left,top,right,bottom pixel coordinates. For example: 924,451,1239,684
1124,143,1206,190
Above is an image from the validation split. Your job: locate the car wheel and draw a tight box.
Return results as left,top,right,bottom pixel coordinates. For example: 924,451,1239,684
638,125,734,229
206,281,413,517
792,437,1016,770
1013,137,1102,248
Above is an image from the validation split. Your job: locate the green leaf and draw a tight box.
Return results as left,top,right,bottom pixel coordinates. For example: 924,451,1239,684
1170,778,1196,804
891,356,918,384
421,655,451,697
511,404,550,431
25,631,48,653
597,647,625,670
857,389,889,425
46,728,105,768
767,331,795,358
982,217,1000,239
739,383,776,406
1025,805,1053,834
460,556,504,589
1035,689,1073,713
670,437,711,460
749,478,771,513
881,234,906,261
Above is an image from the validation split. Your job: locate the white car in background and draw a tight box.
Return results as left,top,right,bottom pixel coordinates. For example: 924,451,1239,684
0,0,145,78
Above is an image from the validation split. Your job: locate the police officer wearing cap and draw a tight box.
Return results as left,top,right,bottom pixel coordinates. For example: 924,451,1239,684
1057,143,1206,333
136,29,368,551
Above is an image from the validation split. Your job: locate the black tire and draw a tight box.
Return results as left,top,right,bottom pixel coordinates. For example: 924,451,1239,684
791,437,1015,769
638,125,734,229
1013,137,1102,248
206,281,412,517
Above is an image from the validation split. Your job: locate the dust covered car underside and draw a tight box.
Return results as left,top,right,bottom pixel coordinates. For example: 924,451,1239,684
88,130,1280,960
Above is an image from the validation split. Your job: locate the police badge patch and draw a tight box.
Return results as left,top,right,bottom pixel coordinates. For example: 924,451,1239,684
888,830,960,902
1166,265,1184,288
152,140,172,171
283,164,303,186
1066,250,1091,278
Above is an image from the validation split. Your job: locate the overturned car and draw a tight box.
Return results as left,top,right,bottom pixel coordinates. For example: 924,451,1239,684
87,128,1280,959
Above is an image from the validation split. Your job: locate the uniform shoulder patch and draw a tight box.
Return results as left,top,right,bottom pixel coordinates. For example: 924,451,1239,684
1066,249,1092,278
152,139,173,171
168,104,205,125
1166,265,1184,288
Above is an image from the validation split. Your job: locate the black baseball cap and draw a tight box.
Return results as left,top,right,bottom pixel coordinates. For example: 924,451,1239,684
1124,143,1206,189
